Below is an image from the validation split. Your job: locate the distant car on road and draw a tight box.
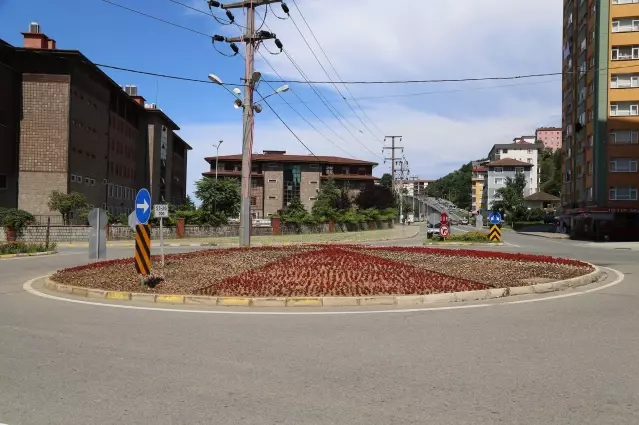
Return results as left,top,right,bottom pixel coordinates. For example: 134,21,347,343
426,223,441,235
461,218,469,225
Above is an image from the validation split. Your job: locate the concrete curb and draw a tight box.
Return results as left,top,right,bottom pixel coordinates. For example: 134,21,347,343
43,265,604,308
423,242,504,246
515,232,570,240
0,250,56,260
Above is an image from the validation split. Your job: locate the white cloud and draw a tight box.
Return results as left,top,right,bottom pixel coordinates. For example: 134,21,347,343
178,0,562,197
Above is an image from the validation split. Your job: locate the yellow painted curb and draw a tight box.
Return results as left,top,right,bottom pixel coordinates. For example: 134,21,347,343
106,291,131,300
217,297,251,307
156,295,185,304
286,298,322,307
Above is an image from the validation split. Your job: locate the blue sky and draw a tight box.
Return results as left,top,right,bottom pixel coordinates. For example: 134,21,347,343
0,0,562,197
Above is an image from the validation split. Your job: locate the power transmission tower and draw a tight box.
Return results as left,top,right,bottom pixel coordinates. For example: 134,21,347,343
395,158,410,224
382,136,403,195
211,0,284,247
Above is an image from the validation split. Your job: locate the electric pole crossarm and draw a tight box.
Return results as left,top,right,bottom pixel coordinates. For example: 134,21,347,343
222,0,281,9
226,33,277,43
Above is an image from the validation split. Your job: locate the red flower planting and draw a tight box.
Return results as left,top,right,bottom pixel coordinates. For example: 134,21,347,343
200,246,489,297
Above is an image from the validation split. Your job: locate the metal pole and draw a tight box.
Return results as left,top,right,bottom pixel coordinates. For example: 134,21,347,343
45,216,51,250
96,210,100,260
239,4,256,247
160,216,164,267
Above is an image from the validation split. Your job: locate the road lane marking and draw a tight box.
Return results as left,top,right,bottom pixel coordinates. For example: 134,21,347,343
22,268,624,316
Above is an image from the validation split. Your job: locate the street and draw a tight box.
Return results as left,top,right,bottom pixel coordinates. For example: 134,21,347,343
1,230,638,424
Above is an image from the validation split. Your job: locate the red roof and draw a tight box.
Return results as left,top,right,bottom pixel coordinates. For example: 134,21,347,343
320,174,379,181
205,153,377,166
485,158,533,167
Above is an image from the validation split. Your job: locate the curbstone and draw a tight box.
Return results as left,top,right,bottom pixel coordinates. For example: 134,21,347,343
56,284,73,294
156,295,184,304
0,250,56,259
532,282,556,294
44,279,57,290
508,285,534,296
131,293,156,303
486,288,508,299
423,292,455,304
321,297,360,307
217,297,251,307
360,296,395,306
251,297,287,307
184,295,218,306
395,295,423,306
106,291,131,301
454,289,490,302
286,298,322,307
71,287,88,297
87,289,107,299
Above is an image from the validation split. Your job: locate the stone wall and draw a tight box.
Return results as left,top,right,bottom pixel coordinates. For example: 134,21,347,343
1,220,393,243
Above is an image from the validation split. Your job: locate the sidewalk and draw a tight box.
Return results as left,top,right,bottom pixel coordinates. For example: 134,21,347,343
583,241,639,251
58,226,421,247
515,231,570,240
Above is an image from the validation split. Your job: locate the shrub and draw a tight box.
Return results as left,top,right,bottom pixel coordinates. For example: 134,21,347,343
512,221,545,231
430,231,491,243
1,209,35,233
0,242,57,255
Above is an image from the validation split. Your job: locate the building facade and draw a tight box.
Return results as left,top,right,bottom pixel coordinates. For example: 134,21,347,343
487,142,542,193
402,179,434,197
471,164,487,213
203,150,378,218
562,0,639,239
0,23,190,219
485,159,534,210
535,127,563,151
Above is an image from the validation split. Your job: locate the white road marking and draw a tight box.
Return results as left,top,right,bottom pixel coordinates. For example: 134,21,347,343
22,268,625,316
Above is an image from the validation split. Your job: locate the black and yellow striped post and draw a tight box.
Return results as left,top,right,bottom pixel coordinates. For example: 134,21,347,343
135,224,151,275
489,224,502,242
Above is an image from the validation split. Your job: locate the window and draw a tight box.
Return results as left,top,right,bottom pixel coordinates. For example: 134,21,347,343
611,46,639,60
515,167,524,173
494,178,505,185
613,0,639,3
610,103,639,116
76,175,83,183
494,167,503,174
527,149,533,154
611,74,639,88
309,197,317,201
250,196,257,206
502,149,508,154
527,158,533,163
611,18,639,33
268,196,277,199
90,178,96,186
609,186,638,200
108,184,113,198
588,134,594,146
587,187,593,201
309,164,319,169
267,162,277,168
610,130,639,144
268,179,277,183
588,108,594,121
310,181,318,184
70,174,76,183
0,174,6,190
588,161,593,174
610,158,638,172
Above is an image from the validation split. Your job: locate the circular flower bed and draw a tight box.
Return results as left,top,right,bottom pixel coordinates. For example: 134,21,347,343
51,246,594,298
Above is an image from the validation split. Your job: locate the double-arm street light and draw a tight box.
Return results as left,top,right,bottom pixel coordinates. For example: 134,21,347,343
208,72,289,246
213,140,223,180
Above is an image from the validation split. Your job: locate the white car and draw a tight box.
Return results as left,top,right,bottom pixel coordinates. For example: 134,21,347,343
461,218,469,225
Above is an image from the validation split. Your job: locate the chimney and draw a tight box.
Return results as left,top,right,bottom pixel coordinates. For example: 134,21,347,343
22,22,56,50
131,95,146,105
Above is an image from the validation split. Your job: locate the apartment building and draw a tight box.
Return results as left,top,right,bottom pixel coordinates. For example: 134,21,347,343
402,179,434,197
535,127,563,151
471,164,487,214
0,23,191,218
203,150,379,218
486,142,542,193
562,0,639,239
485,159,534,210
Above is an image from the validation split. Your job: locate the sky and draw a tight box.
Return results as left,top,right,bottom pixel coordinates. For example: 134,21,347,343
0,0,562,197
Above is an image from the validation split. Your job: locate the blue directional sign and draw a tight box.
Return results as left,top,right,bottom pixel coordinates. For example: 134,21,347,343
488,211,502,225
135,188,152,225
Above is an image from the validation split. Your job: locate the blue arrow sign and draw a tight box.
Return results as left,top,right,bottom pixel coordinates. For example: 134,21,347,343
135,188,152,225
488,211,502,225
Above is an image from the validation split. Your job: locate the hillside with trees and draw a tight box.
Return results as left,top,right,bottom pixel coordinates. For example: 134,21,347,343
427,162,474,210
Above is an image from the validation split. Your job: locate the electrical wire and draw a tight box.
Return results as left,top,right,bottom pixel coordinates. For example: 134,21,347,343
290,0,385,138
287,4,383,143
166,0,248,28
255,89,317,158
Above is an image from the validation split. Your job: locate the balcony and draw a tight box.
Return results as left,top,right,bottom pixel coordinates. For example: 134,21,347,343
611,46,639,61
610,101,639,116
612,18,639,33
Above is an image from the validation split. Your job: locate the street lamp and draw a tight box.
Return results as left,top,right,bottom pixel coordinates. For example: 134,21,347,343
207,72,290,246
213,140,223,180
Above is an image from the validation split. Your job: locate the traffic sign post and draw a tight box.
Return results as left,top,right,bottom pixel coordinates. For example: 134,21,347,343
135,224,151,276
440,212,449,224
439,224,450,238
488,211,502,226
154,204,169,268
135,188,152,225
489,224,502,242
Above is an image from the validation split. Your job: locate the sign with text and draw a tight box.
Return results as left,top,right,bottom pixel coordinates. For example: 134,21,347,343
154,204,169,218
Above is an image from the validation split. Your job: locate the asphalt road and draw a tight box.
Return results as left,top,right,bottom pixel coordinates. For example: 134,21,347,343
1,230,638,425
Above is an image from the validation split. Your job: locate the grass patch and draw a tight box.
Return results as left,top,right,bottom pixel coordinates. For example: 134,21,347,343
0,242,57,255
425,231,497,244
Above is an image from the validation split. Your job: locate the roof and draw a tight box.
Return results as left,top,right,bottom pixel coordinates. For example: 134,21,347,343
472,166,486,172
524,192,561,202
205,153,378,166
405,179,435,183
320,174,379,181
485,158,533,167
146,107,180,131
489,142,543,151
536,127,561,132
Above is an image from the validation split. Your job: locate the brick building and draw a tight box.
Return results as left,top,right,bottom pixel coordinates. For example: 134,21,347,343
0,23,191,218
535,127,563,151
203,150,379,218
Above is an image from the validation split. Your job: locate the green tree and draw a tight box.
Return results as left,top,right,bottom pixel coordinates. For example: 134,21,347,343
491,172,527,220
280,198,313,224
540,149,563,197
311,179,341,220
355,185,396,210
47,191,88,225
182,195,197,211
379,173,393,189
427,161,473,209
194,177,241,224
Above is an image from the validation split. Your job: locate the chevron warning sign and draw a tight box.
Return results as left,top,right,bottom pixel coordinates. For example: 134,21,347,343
135,224,151,275
489,224,502,242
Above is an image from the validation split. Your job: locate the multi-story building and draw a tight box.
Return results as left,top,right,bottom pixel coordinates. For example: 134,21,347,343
402,179,434,197
0,23,191,219
487,142,542,193
203,150,379,218
562,0,639,239
471,164,487,214
535,127,563,151
485,159,534,210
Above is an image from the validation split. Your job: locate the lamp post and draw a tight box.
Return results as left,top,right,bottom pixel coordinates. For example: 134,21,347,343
213,140,223,180
208,73,289,246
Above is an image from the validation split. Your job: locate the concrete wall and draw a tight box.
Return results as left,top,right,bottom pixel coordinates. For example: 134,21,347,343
263,164,283,216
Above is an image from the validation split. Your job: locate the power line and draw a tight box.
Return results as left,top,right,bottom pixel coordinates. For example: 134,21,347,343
94,62,244,86
289,0,385,139
166,0,248,28
286,10,383,145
